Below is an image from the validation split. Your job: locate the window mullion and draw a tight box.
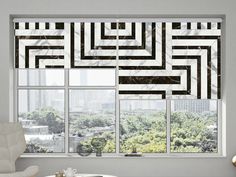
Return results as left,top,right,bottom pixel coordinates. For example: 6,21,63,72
115,19,120,154
65,69,69,154
166,99,171,154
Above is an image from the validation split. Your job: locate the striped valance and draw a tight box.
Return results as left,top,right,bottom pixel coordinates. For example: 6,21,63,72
14,18,222,99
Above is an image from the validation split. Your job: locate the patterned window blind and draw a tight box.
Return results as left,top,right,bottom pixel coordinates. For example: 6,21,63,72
14,18,222,99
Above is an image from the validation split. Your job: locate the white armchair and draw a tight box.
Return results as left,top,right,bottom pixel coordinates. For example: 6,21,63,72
0,122,39,177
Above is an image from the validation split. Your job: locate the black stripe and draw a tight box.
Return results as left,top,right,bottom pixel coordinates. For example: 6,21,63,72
172,22,181,29
35,55,64,68
217,36,221,99
91,22,116,50
72,66,116,68
187,23,191,30
172,36,220,40
101,22,136,40
172,55,201,98
81,22,85,60
162,23,166,69
197,22,201,29
45,65,64,68
172,65,191,96
94,23,145,50
25,46,64,68
173,45,212,99
35,22,39,29
111,23,117,29
15,22,19,29
207,23,211,29
217,22,221,29
45,22,50,29
152,23,156,61
119,90,166,99
91,23,95,50
119,23,146,50
25,23,29,29
119,66,165,70
100,23,116,40
207,47,211,98
81,22,115,60
55,23,64,30
119,76,181,84
15,37,19,68
71,23,75,68
118,23,126,29
16,36,64,40
119,23,155,60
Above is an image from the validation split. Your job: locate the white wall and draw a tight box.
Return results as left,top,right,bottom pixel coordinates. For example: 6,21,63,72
0,0,236,176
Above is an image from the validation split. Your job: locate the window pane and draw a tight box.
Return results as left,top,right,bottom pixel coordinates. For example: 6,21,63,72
69,69,115,86
120,100,166,153
171,100,218,153
69,90,115,153
18,90,65,153
18,69,64,86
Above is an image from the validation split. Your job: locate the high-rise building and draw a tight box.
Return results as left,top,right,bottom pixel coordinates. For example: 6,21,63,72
173,100,210,113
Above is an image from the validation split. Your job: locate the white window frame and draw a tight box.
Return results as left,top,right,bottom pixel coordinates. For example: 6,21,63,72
14,69,223,157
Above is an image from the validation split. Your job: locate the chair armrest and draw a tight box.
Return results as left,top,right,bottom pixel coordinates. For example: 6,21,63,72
0,166,39,177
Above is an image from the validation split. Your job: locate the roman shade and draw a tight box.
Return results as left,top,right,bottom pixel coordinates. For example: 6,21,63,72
14,18,222,99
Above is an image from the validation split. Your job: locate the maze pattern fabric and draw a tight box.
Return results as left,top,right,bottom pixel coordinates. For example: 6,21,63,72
14,19,222,99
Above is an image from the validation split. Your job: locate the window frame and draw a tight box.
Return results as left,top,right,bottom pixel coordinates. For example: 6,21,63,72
14,69,223,157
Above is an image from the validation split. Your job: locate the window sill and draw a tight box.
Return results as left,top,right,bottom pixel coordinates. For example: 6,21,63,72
20,153,226,159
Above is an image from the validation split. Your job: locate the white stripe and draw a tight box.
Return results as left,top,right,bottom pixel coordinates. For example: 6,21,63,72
64,23,71,68
74,23,81,60
119,94,163,99
172,59,198,98
165,23,172,71
211,42,218,99
19,39,64,46
118,50,152,56
15,30,66,36
181,22,187,30
211,22,218,30
28,49,64,68
74,60,116,67
39,22,45,30
13,18,223,23
172,39,217,46
191,22,197,29
19,22,25,30
29,23,35,30
172,30,221,36
119,70,184,76
118,60,162,66
49,22,56,30
39,59,64,68
119,83,186,91
156,23,162,67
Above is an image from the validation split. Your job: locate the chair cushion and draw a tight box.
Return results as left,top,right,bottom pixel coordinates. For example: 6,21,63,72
0,123,26,173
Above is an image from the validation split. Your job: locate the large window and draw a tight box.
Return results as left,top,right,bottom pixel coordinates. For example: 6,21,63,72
17,69,221,155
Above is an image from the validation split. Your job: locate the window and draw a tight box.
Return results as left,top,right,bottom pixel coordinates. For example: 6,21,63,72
171,100,218,153
120,100,166,153
15,18,222,156
18,70,65,153
16,69,221,155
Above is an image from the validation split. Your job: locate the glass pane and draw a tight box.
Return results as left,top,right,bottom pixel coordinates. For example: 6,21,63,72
18,90,65,153
120,100,166,153
171,100,218,153
69,90,115,153
18,69,64,86
69,69,115,86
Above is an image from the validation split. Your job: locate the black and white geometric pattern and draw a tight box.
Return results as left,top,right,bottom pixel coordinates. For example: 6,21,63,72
14,19,222,99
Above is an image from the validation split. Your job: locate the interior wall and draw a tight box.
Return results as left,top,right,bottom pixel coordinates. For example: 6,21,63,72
0,0,235,176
